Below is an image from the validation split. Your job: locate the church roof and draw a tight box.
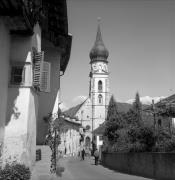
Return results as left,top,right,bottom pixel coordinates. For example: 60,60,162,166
89,20,109,62
63,99,88,118
93,122,105,135
54,116,81,128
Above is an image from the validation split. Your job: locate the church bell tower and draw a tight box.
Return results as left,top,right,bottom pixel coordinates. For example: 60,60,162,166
89,19,110,131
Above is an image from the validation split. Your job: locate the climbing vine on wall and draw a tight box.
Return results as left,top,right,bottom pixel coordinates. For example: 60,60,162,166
45,114,61,174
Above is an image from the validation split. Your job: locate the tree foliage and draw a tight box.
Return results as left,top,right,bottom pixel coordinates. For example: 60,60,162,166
104,95,123,142
0,163,31,180
103,92,175,153
127,125,156,152
132,92,142,126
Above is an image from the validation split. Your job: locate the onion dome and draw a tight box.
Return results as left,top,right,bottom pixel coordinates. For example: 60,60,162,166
90,19,109,62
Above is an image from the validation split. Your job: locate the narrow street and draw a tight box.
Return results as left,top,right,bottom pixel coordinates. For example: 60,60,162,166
58,156,152,180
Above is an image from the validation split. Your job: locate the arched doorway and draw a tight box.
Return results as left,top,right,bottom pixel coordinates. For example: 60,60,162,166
85,136,91,148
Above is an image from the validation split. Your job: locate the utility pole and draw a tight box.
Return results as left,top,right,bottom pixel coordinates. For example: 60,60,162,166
167,103,172,137
152,100,156,131
81,110,83,126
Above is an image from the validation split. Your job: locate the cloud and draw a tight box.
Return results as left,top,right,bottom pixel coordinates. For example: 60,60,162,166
72,95,87,105
126,96,166,105
59,102,68,111
61,95,87,111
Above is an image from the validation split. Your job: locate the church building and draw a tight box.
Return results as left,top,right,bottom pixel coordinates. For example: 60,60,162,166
63,21,110,149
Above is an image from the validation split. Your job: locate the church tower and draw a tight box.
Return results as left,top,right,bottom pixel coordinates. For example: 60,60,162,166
89,20,110,131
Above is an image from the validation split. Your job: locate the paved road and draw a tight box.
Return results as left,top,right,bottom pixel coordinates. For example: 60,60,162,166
57,156,152,180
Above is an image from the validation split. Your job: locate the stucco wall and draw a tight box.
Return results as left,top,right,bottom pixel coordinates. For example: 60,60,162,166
4,88,38,167
2,24,41,167
90,66,110,130
102,152,175,180
76,99,93,130
59,123,80,156
4,88,29,164
96,135,103,148
10,23,41,62
27,89,38,166
0,20,10,144
37,44,61,145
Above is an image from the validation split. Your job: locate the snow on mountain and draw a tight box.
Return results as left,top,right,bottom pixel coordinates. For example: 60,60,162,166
126,96,166,105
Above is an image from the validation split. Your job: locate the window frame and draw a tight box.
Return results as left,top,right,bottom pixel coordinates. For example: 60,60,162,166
98,94,103,104
99,135,103,141
10,62,26,86
98,80,103,92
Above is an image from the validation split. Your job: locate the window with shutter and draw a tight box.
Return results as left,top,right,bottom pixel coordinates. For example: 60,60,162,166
33,51,44,90
40,61,51,92
10,65,25,85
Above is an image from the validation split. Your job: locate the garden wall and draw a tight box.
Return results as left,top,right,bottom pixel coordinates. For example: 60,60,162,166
102,152,175,180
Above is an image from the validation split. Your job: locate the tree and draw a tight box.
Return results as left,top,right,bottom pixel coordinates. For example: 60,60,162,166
132,92,142,126
127,125,156,152
104,95,123,142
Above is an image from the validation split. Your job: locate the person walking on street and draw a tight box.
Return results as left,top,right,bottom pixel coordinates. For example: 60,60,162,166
81,148,85,160
94,148,99,165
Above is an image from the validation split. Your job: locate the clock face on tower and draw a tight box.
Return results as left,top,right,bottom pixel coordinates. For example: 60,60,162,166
92,63,108,73
99,65,102,71
92,64,97,71
103,64,108,72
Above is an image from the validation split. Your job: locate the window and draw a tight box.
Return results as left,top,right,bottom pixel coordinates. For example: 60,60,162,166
158,119,162,127
10,65,25,85
98,80,102,91
98,94,103,104
86,125,91,130
33,51,51,92
99,135,103,141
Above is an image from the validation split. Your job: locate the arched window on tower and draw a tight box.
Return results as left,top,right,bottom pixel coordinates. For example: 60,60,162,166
98,80,102,91
98,94,103,104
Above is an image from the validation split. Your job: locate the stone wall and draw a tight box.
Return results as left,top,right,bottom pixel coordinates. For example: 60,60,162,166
102,152,175,180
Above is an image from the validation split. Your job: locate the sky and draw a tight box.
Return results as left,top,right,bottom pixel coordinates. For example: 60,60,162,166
60,0,175,109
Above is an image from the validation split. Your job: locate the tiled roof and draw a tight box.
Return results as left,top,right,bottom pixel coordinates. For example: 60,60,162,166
143,94,175,112
63,99,87,118
93,123,105,135
54,117,81,127
157,94,175,104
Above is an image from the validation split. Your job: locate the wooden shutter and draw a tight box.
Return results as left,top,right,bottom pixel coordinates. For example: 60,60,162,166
40,61,51,92
33,51,44,89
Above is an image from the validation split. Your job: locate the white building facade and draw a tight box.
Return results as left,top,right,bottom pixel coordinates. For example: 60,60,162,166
55,116,81,156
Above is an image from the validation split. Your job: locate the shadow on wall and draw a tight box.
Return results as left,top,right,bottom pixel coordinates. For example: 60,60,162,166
5,88,20,126
36,40,65,145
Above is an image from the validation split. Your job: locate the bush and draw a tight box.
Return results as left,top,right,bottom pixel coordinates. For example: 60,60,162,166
153,130,175,152
128,142,147,152
127,125,156,152
111,129,130,152
0,163,31,180
153,139,175,152
104,123,119,142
